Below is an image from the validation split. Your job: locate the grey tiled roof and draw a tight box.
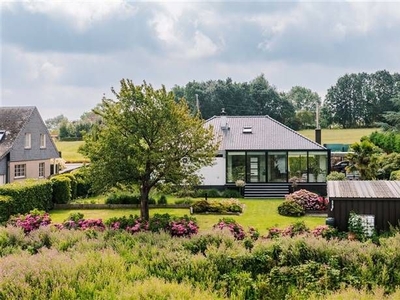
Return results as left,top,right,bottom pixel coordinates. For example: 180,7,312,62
205,115,326,151
328,181,400,199
0,106,36,159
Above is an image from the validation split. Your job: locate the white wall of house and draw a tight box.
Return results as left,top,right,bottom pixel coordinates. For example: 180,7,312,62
9,160,51,183
199,157,225,186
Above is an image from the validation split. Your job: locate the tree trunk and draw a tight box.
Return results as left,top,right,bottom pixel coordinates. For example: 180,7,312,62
140,185,150,221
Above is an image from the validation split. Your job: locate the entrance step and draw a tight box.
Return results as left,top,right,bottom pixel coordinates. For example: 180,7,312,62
244,183,290,198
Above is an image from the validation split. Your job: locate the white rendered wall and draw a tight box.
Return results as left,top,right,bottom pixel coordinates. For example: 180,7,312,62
199,157,225,186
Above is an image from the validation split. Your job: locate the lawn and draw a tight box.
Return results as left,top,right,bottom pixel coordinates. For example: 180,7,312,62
298,128,380,145
50,199,326,235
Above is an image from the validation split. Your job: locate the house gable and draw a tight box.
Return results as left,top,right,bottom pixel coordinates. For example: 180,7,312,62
0,106,60,183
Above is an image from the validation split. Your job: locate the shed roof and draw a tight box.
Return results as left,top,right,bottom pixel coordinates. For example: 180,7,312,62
328,181,400,199
205,115,326,151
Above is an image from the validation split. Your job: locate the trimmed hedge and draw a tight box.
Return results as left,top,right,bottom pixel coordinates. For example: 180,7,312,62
0,179,53,222
51,176,71,204
0,195,13,223
71,167,93,198
59,173,77,200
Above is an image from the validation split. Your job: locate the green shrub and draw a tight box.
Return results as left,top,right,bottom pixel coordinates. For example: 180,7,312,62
0,195,13,223
390,170,400,180
195,189,221,198
106,192,140,205
174,198,194,205
59,173,77,200
327,171,346,181
191,199,244,214
157,195,167,205
71,167,93,198
51,176,71,204
221,189,241,198
278,200,305,217
148,197,156,205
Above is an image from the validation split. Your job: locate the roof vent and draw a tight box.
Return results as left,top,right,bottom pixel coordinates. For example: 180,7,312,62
243,126,252,134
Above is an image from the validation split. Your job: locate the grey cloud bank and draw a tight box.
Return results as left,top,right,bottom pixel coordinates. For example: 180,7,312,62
1,1,400,121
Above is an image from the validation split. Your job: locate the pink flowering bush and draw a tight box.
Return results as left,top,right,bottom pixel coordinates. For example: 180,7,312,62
56,217,106,231
106,213,199,238
213,218,246,240
285,189,328,211
8,209,51,234
170,219,199,237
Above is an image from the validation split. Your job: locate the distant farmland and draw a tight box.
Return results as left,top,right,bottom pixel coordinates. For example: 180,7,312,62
298,128,380,145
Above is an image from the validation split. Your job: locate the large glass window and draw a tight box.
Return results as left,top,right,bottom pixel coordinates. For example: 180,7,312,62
268,152,287,182
246,152,266,183
308,152,328,182
226,152,246,182
288,151,307,182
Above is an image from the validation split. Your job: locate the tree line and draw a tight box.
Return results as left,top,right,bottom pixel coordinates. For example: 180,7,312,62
46,70,400,135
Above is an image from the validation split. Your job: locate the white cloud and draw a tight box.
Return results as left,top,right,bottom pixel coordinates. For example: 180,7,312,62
6,0,137,32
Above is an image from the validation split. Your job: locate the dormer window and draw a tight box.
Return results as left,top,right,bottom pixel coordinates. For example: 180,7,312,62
243,126,252,134
0,130,5,141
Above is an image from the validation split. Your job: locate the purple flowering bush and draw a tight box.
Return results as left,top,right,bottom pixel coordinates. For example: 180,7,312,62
285,189,328,211
8,209,51,234
213,218,246,240
107,213,199,238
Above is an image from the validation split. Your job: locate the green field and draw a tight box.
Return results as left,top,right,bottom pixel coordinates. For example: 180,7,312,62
298,128,380,145
50,199,325,234
55,141,86,163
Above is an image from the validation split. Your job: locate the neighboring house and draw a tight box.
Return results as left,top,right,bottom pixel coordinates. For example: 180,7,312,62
199,110,330,197
0,106,60,185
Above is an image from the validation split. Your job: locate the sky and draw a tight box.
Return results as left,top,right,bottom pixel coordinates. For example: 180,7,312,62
1,1,400,121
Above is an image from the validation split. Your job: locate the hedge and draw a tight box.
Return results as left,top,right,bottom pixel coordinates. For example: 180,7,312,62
0,179,53,222
0,195,13,223
51,176,71,204
54,174,77,200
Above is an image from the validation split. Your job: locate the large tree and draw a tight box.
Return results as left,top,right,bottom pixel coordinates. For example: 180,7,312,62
80,79,219,220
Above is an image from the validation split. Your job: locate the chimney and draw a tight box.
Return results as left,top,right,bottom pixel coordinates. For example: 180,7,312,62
220,108,228,130
315,103,321,144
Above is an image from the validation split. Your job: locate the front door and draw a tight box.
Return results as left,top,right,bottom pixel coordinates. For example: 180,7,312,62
246,152,266,183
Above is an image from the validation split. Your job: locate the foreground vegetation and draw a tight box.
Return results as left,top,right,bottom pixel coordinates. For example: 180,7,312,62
1,225,400,299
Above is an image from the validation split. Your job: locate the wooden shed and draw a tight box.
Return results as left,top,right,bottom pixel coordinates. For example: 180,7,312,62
327,181,400,232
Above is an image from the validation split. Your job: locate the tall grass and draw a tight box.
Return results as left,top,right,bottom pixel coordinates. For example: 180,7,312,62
1,227,400,299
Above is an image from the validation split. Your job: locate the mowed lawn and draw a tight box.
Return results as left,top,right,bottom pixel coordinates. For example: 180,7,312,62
298,128,380,145
50,199,326,234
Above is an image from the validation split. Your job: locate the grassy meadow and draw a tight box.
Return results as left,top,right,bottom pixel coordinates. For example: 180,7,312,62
55,141,87,163
298,127,380,145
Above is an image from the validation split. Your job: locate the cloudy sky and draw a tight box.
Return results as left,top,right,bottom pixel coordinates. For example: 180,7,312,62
1,1,400,121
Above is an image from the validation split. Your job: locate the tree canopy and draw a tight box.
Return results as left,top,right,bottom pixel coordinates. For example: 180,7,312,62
80,79,219,220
